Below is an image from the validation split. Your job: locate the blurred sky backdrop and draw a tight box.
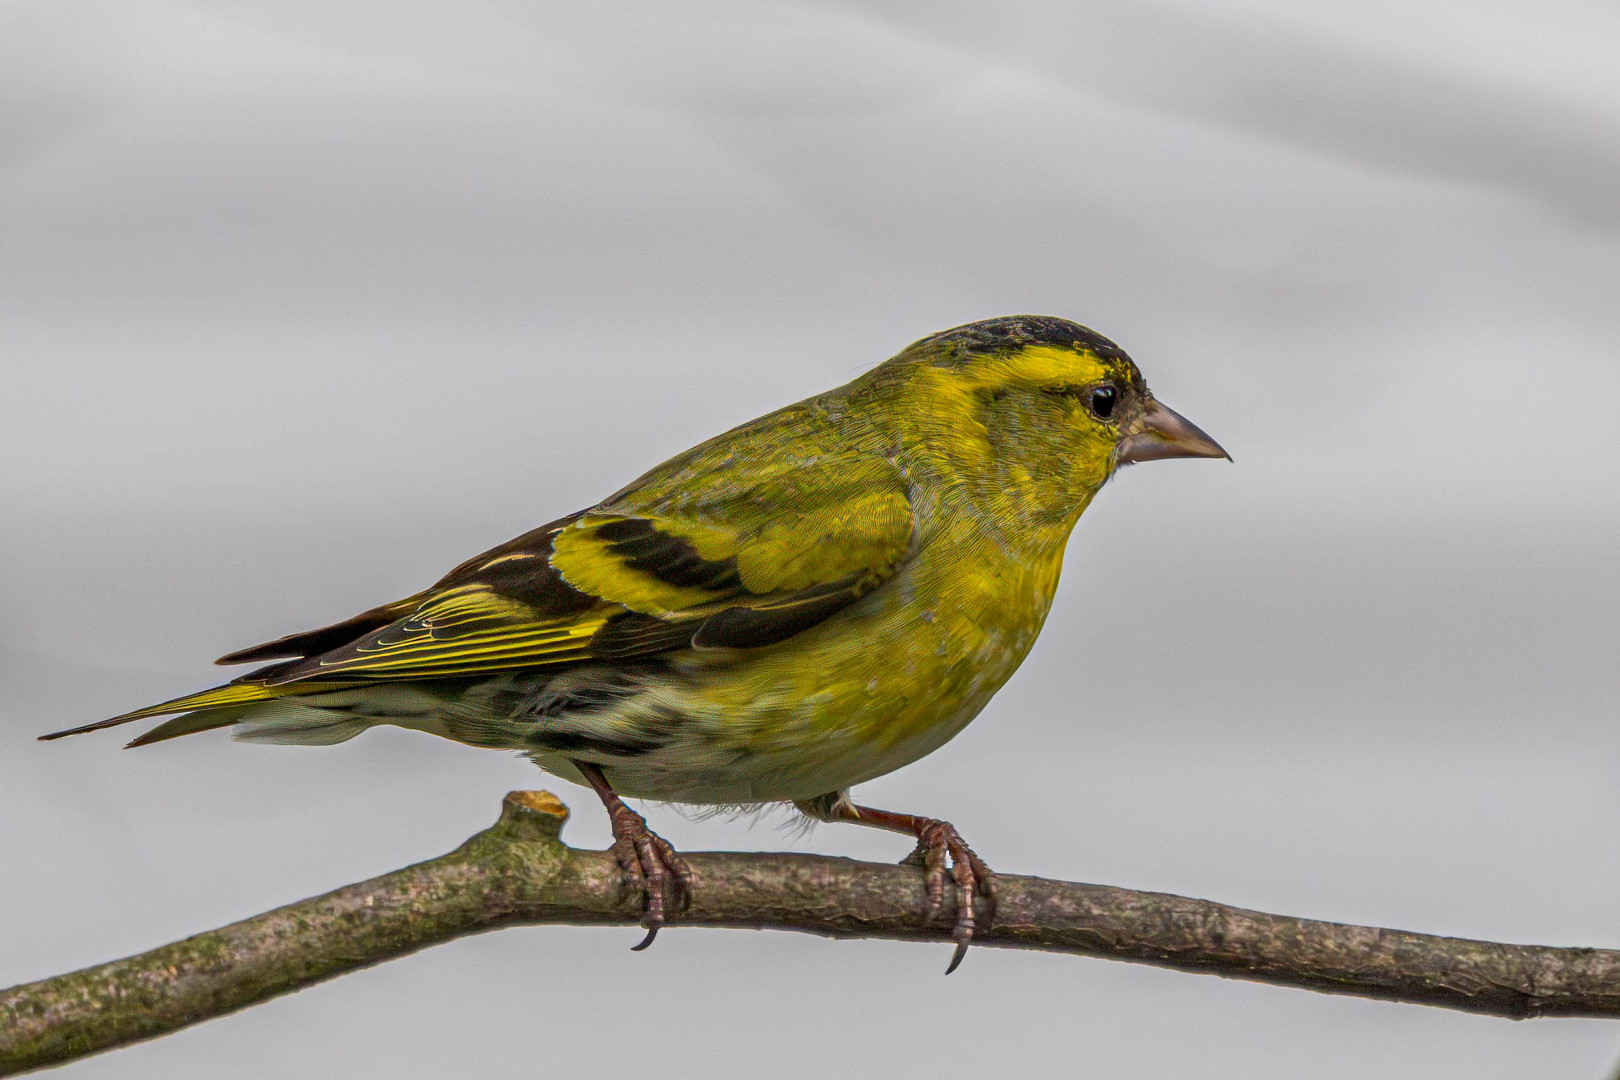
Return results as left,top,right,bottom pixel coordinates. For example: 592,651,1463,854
4,1,1620,1077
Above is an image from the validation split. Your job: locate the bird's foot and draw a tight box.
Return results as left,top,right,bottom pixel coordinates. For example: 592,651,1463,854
902,818,998,974
604,799,691,950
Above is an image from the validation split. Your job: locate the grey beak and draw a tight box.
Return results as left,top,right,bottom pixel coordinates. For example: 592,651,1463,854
1117,398,1231,465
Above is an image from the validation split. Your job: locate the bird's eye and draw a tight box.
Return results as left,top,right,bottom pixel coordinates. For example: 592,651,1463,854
1087,385,1117,420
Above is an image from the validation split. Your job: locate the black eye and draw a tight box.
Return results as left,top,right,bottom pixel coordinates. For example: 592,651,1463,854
1087,385,1117,420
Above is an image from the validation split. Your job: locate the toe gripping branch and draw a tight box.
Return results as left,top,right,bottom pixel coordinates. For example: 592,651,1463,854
576,768,994,969
813,798,999,973
898,816,998,973
575,763,691,949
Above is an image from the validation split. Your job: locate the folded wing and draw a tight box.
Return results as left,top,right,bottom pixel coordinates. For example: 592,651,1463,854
236,455,914,685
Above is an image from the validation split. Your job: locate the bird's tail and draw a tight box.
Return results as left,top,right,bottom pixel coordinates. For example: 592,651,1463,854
37,680,369,748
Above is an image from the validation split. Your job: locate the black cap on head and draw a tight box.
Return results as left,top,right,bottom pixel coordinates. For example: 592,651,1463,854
907,315,1129,366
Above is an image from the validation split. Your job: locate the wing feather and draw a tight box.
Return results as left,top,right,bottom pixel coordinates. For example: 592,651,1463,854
232,455,914,684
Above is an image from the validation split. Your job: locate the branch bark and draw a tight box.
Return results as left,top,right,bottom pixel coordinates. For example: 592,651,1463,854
4,790,1619,1075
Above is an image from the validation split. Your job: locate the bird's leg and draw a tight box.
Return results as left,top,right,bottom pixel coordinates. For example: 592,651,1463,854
797,792,997,973
576,761,691,951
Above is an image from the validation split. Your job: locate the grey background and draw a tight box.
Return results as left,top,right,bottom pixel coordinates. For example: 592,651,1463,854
4,1,1619,1076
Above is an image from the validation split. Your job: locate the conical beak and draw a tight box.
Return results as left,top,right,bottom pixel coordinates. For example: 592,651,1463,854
1117,397,1231,465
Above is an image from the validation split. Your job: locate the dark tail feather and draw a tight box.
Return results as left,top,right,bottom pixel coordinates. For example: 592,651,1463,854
214,593,426,665
124,706,254,747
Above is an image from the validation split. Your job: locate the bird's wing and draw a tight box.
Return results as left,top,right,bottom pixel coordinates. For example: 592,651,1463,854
232,456,914,685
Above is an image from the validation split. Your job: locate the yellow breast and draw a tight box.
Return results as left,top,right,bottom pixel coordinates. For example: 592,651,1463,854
665,518,1071,801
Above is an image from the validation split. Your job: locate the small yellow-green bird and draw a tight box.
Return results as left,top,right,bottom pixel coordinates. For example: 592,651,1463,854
43,315,1226,971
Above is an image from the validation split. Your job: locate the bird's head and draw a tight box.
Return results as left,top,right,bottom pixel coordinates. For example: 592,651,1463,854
874,315,1228,528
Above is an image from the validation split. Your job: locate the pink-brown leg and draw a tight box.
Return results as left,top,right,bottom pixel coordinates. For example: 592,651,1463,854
577,762,691,950
809,797,997,973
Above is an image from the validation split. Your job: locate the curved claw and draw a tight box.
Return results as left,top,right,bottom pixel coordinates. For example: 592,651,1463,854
604,801,691,950
910,819,997,974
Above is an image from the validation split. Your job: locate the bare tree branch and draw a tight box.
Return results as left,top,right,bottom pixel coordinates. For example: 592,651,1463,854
4,790,1619,1075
